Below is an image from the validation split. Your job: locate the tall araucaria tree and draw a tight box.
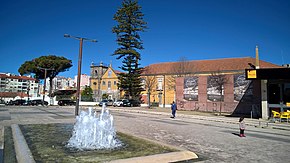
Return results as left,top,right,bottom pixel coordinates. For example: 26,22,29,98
18,55,72,97
112,0,147,100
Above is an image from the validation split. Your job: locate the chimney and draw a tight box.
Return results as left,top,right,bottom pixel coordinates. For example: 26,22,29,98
255,45,260,69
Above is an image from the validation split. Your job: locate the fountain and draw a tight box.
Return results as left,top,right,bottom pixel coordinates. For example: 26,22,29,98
3,104,197,162
67,105,122,150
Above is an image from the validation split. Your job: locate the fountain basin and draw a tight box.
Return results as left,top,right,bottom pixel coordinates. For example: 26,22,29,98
18,123,178,162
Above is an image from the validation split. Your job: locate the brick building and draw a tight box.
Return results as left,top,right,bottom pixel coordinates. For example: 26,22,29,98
142,57,282,117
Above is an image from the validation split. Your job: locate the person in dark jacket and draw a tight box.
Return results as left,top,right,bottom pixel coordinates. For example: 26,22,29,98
171,101,177,118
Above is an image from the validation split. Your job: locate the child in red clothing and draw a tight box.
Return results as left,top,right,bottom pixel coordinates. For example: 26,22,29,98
239,117,246,137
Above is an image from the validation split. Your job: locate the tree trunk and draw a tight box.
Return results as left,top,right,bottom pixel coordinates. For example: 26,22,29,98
219,92,222,115
49,77,53,97
148,91,151,108
49,77,54,105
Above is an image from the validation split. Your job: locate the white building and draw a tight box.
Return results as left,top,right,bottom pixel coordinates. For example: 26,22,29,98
74,74,90,90
45,76,75,93
0,73,39,101
43,74,90,92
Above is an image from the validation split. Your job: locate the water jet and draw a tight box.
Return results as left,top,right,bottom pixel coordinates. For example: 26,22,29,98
67,106,122,150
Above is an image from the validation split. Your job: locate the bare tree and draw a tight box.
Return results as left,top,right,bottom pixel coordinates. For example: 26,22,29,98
167,56,195,91
142,67,157,108
143,76,157,108
175,56,192,77
166,75,176,91
209,70,228,115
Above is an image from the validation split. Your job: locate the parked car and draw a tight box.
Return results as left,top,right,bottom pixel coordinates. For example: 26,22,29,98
98,99,114,106
23,100,32,106
58,99,76,106
130,99,141,107
122,99,141,107
7,100,14,105
0,100,5,107
31,99,48,106
8,99,26,106
113,99,127,107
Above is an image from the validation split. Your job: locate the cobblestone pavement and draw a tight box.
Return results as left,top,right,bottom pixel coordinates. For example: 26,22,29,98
1,106,290,163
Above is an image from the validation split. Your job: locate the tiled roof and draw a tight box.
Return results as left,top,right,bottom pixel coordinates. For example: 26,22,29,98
0,74,37,81
0,92,28,98
143,57,282,75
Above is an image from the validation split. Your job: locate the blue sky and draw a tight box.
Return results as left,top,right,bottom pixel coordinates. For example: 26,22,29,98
1,0,289,78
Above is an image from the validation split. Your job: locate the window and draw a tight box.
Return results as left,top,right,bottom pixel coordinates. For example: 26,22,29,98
102,81,106,85
108,81,111,89
108,70,112,77
269,82,290,105
283,83,290,104
114,81,117,85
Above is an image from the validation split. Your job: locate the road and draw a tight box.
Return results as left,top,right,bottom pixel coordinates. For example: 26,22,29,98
112,110,290,163
1,106,290,162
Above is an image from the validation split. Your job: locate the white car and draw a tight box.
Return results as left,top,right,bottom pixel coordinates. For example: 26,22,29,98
113,99,126,107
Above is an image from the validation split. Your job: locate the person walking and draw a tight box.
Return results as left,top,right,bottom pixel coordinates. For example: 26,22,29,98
239,117,246,137
171,101,177,118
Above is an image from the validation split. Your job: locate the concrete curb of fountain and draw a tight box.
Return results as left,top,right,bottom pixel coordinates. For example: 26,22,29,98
109,150,198,163
11,124,35,163
0,126,4,163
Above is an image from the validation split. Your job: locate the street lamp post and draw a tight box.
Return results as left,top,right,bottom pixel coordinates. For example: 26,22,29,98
64,34,97,116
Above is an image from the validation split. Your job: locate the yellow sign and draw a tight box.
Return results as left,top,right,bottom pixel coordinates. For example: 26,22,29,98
287,102,290,107
247,70,257,79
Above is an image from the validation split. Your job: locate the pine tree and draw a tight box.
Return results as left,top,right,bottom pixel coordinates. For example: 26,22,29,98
112,0,147,99
18,55,72,97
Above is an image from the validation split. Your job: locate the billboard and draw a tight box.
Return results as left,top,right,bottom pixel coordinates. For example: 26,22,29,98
183,76,198,101
234,74,251,102
207,76,224,101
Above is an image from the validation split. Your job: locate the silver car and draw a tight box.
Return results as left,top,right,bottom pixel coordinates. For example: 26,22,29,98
98,99,114,106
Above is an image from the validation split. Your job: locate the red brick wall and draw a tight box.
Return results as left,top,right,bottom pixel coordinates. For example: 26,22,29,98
176,74,259,114
176,77,185,109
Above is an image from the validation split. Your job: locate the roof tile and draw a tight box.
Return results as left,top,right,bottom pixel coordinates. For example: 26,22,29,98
143,57,282,75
